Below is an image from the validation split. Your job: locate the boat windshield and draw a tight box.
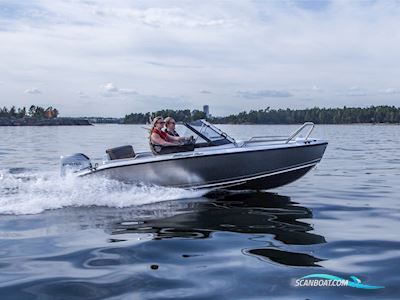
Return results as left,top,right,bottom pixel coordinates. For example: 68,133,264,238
183,119,236,146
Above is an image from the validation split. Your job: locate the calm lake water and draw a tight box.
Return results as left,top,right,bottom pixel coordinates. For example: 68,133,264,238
0,124,399,299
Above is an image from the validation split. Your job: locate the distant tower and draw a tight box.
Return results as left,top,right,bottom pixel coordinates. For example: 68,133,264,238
203,105,210,118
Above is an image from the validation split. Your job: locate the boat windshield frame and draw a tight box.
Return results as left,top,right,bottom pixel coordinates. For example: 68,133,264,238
184,119,236,147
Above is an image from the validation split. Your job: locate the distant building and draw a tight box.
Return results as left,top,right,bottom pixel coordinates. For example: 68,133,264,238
203,105,210,118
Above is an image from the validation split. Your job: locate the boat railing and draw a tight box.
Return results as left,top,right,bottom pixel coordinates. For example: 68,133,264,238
242,122,315,146
240,135,288,146
244,136,286,143
285,122,315,143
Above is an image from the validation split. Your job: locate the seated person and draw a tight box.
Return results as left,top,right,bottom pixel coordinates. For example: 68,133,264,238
150,117,191,154
163,117,180,136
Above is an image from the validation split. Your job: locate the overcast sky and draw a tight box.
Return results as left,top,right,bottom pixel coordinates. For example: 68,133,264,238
0,0,399,117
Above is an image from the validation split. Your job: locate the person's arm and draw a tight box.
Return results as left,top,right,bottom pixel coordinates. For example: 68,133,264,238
167,135,188,142
151,133,177,146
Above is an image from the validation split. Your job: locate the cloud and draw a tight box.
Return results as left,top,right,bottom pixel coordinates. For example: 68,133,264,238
135,94,190,108
311,85,322,92
24,88,42,95
77,91,90,99
100,82,137,97
98,82,189,108
1,1,400,116
237,90,292,99
344,86,367,97
380,88,400,95
290,85,323,93
96,7,235,29
145,61,203,69
102,82,118,92
200,90,212,94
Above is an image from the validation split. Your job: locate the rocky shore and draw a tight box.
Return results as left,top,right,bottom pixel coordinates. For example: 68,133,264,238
0,117,92,126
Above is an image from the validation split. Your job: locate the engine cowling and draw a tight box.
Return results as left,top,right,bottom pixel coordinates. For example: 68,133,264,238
60,153,92,176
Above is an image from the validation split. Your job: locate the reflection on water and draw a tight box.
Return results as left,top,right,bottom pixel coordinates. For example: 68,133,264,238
110,191,326,267
0,191,330,299
247,248,323,267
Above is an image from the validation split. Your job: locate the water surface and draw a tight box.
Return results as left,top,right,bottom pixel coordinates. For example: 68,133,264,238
0,124,399,299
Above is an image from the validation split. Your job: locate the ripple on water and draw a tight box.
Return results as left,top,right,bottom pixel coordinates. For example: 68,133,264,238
0,125,399,299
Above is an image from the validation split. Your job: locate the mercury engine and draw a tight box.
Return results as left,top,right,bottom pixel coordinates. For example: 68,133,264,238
60,153,92,176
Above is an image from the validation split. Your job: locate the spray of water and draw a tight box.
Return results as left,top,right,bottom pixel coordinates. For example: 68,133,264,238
0,169,207,215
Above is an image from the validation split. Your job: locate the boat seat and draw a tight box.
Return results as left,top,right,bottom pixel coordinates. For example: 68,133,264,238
106,145,135,160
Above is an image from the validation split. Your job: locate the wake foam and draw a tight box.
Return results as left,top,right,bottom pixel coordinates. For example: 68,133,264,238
0,169,206,215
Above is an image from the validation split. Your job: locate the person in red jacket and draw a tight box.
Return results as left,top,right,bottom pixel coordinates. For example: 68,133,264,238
149,116,187,148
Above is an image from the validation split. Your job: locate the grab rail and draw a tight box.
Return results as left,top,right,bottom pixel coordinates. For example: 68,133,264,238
285,122,315,144
241,122,315,146
247,135,285,141
241,136,286,145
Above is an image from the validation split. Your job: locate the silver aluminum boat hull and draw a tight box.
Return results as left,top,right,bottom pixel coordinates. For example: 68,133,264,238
79,141,327,190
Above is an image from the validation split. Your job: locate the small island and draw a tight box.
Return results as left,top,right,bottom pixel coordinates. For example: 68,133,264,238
0,105,91,126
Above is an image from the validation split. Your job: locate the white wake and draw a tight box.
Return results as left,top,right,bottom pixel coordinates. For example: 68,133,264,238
0,169,206,215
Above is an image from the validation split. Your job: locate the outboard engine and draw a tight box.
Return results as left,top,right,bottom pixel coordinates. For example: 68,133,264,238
60,153,92,176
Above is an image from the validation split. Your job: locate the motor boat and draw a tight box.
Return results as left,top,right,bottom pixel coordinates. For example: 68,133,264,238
60,120,328,190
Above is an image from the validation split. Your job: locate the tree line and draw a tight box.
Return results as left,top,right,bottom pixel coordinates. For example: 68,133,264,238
124,109,206,124
2,105,399,124
0,105,59,119
214,106,400,124
123,106,400,124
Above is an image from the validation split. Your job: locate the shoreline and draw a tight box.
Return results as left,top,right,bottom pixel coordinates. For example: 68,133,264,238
1,117,398,126
0,117,92,126
121,122,400,125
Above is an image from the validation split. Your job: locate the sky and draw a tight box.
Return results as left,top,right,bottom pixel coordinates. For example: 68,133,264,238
0,0,400,117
